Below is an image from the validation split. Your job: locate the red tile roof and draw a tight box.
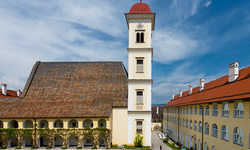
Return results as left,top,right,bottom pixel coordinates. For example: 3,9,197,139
164,66,250,107
0,90,19,98
128,2,153,14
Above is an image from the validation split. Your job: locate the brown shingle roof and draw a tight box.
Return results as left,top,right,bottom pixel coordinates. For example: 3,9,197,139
165,66,250,107
152,106,163,119
0,61,128,118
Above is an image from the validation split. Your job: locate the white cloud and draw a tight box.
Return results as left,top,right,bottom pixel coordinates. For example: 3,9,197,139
204,1,212,7
153,29,202,64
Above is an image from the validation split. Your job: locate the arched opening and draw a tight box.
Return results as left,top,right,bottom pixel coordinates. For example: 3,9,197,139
185,134,188,147
136,33,140,42
54,120,63,128
24,137,32,147
24,120,33,128
83,119,93,128
204,142,208,150
182,133,184,145
198,140,201,150
0,136,3,147
68,119,78,128
99,136,106,147
39,120,48,128
189,136,192,149
83,135,92,147
153,125,161,131
54,135,63,147
193,137,197,150
39,136,48,147
9,136,18,147
98,119,106,128
141,32,144,42
68,135,78,147
0,120,3,128
8,120,18,128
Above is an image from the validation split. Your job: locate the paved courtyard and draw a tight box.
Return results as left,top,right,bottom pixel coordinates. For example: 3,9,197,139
151,131,172,150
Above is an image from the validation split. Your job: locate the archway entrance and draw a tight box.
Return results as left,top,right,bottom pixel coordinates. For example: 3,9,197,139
9,136,18,147
39,137,48,147
54,136,63,147
68,135,78,147
153,125,161,131
99,136,106,147
24,137,32,147
83,136,92,147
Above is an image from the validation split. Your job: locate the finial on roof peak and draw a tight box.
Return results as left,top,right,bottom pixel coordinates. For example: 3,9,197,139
140,0,142,3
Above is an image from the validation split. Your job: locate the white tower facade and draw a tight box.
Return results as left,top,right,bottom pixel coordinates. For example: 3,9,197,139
125,1,155,146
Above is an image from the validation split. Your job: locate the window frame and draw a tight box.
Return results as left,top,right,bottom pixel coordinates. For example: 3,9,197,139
221,125,229,141
212,104,218,116
194,106,197,115
204,122,209,135
136,57,144,73
222,103,229,117
234,102,244,118
205,105,209,116
233,127,244,146
136,120,143,134
136,90,144,104
212,124,218,137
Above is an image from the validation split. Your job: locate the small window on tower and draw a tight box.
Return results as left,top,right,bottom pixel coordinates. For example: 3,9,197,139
136,120,143,134
136,58,144,73
136,90,143,104
135,31,145,43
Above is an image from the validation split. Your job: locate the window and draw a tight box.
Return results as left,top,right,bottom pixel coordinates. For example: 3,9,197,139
212,124,218,137
189,120,192,129
234,102,244,118
186,107,189,114
136,58,144,72
194,106,197,115
182,119,185,127
198,121,202,132
204,122,209,134
221,125,229,140
190,107,193,114
222,104,229,117
233,127,244,145
136,120,143,134
199,106,203,115
186,119,188,128
136,32,144,43
136,90,143,104
180,108,182,114
183,107,185,114
194,121,197,130
205,105,209,116
179,118,181,125
212,104,218,116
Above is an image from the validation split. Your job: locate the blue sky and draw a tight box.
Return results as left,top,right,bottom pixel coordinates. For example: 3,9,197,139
0,0,249,105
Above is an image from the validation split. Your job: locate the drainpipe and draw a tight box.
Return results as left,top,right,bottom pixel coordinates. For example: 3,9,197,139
199,104,204,150
34,119,37,147
178,107,180,143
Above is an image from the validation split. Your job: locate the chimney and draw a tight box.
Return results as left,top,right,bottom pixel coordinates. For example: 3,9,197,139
172,93,175,100
229,61,239,83
200,78,205,91
157,107,159,114
189,84,193,95
179,89,182,97
1,83,7,96
17,89,21,97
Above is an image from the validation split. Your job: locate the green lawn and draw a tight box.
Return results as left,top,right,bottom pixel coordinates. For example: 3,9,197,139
163,142,186,150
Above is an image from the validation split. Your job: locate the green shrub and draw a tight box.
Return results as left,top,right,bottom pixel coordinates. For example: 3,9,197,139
92,146,97,149
0,148,7,149
134,133,143,147
163,138,169,143
46,146,52,149
61,146,67,149
15,146,22,149
76,147,82,149
171,143,175,148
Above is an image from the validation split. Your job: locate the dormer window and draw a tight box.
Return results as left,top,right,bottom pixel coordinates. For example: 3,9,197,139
136,57,144,72
136,31,145,43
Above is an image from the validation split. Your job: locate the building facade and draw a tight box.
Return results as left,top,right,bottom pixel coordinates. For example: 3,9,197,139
163,62,250,150
0,2,154,148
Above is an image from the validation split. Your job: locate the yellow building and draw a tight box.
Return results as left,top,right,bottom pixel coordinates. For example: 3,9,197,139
163,61,250,150
0,1,155,149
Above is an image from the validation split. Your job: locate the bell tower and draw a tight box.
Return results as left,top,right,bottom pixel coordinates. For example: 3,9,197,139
125,1,155,146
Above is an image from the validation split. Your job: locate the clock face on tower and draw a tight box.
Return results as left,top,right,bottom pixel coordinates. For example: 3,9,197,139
137,23,144,29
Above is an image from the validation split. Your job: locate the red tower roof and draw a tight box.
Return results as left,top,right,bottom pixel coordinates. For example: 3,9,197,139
128,1,153,14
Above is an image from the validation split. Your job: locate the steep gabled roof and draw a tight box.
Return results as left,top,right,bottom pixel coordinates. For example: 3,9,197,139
165,66,250,107
0,61,128,118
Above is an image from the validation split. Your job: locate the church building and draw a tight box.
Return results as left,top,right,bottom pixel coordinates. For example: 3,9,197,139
0,1,155,148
